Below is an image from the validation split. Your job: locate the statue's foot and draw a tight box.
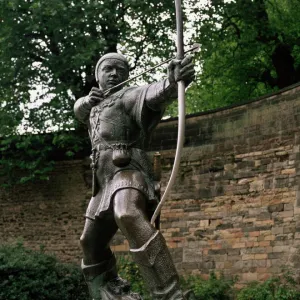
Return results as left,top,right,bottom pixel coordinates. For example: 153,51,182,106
100,276,143,300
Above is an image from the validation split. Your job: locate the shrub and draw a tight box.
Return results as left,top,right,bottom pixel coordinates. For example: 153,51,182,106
183,272,237,300
2,242,300,300
118,257,237,300
0,242,88,300
237,273,300,300
117,256,150,299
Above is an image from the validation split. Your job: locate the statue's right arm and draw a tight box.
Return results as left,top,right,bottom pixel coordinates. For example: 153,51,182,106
74,96,92,124
74,87,104,123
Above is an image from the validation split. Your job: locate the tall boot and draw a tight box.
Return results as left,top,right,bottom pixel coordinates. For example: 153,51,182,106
82,255,142,300
130,231,186,300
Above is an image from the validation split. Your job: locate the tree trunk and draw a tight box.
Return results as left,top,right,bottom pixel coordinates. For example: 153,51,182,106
272,44,296,89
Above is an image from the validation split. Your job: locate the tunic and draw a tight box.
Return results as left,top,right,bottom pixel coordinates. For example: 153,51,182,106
74,80,175,220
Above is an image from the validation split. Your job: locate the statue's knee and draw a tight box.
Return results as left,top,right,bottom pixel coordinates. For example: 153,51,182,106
80,231,97,250
80,232,89,249
114,190,140,228
114,206,138,228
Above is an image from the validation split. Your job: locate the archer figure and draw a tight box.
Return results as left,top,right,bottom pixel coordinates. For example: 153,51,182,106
74,52,195,300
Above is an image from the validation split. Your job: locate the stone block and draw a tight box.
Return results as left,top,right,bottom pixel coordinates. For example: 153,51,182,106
249,231,260,237
183,248,202,263
242,254,255,261
242,273,258,281
268,252,284,259
224,261,233,268
258,241,271,247
227,255,240,262
251,247,270,254
216,223,233,230
277,210,294,218
227,249,240,256
268,204,284,213
272,227,284,235
273,245,291,252
258,273,272,281
199,220,210,227
264,235,275,241
284,203,294,211
257,212,272,221
213,254,228,262
249,179,265,192
215,262,225,269
254,254,268,260
199,261,215,270
208,249,227,255
281,168,295,175
283,226,296,234
252,260,267,267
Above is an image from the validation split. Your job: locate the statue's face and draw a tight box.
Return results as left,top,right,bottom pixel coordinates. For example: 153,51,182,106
97,59,129,92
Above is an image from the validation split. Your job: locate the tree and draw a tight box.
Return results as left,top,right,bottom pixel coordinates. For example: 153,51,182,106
0,0,177,134
184,0,300,112
0,0,178,184
3,0,300,184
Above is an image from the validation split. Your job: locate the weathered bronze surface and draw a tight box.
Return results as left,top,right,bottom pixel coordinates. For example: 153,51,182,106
74,52,195,300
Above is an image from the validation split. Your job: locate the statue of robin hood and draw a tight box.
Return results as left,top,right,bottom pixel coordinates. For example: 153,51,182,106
74,52,195,300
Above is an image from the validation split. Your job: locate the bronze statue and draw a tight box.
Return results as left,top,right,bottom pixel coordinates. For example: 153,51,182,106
74,52,195,300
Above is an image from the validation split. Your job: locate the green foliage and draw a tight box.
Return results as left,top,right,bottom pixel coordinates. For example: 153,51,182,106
237,274,300,300
117,256,150,299
1,0,300,182
0,242,88,300
0,0,178,184
0,131,89,186
182,272,236,300
0,134,54,186
1,243,300,300
183,0,300,112
117,258,237,299
0,0,176,135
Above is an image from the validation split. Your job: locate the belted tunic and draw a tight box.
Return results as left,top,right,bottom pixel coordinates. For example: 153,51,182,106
74,80,176,219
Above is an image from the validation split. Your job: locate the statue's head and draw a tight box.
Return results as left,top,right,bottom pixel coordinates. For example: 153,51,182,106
95,53,129,92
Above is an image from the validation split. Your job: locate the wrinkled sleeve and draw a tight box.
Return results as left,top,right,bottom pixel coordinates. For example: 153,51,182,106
132,85,166,137
74,96,92,124
144,78,178,112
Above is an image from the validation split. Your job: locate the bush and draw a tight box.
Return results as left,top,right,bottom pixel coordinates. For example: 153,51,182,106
183,272,237,300
237,273,300,300
2,243,300,300
117,256,150,299
118,258,237,300
0,242,88,300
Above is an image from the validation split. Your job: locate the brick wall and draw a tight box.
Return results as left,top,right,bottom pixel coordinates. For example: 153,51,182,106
0,161,89,262
2,83,300,283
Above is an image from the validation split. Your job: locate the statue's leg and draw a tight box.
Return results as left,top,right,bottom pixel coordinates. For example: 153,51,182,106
80,216,118,265
113,188,186,300
80,215,143,300
80,216,118,299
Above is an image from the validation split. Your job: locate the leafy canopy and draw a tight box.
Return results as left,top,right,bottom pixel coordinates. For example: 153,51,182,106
0,0,177,135
1,0,300,184
0,0,178,184
183,0,300,113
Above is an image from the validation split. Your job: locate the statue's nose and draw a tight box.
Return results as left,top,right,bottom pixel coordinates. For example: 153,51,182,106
111,68,117,75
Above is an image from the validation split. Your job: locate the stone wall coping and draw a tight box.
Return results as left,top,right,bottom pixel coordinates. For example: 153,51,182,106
161,81,300,123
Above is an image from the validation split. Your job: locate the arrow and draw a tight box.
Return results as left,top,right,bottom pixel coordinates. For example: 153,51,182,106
103,43,199,96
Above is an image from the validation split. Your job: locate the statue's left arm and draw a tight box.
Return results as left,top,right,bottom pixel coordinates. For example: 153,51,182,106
123,55,194,133
144,55,195,111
